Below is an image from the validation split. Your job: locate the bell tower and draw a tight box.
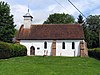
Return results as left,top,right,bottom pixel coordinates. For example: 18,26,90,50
23,9,33,28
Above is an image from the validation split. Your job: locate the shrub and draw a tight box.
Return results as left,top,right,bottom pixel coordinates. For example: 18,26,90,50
88,48,100,60
0,42,10,59
0,41,27,59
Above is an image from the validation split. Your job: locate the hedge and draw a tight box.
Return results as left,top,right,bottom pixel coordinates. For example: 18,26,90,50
0,42,27,59
88,48,100,60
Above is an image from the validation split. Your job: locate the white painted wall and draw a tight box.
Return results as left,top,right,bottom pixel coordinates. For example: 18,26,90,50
56,40,81,56
24,17,32,28
20,40,53,56
20,40,83,56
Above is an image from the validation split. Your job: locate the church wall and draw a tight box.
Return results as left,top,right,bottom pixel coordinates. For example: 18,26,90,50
20,40,83,56
20,40,53,56
56,40,83,56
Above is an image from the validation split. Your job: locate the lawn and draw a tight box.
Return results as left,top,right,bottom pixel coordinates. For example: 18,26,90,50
0,56,100,75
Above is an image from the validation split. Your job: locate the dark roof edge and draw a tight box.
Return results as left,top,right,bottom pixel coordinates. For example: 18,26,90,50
16,38,84,40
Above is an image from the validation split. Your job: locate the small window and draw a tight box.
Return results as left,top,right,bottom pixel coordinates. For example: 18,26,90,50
44,42,47,49
72,42,75,49
62,42,65,49
37,47,40,50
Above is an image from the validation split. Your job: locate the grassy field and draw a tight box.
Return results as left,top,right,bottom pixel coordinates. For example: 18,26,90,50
0,56,100,75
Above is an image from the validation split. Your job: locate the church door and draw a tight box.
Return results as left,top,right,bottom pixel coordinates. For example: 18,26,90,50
30,46,35,55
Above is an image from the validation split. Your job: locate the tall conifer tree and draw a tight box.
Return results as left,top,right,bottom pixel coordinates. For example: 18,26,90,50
0,1,16,42
77,14,84,24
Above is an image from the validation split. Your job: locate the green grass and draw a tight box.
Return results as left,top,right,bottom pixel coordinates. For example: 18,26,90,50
0,56,100,75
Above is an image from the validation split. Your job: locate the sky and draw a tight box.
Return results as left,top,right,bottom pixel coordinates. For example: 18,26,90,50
1,0,100,29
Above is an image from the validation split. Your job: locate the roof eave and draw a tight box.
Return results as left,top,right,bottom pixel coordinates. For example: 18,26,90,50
16,38,85,40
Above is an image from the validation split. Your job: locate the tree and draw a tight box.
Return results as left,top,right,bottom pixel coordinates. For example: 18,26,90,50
84,15,100,48
77,14,84,24
99,30,100,47
86,15,100,32
0,1,16,43
43,13,75,24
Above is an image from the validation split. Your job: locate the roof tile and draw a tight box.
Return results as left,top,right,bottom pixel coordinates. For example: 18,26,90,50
16,24,84,40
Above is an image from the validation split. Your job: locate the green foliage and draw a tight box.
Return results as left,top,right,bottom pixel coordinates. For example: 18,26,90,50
83,15,100,48
43,13,75,24
0,57,100,75
77,14,84,24
0,42,27,59
86,15,100,32
84,29,99,48
88,48,100,60
0,1,16,43
0,42,11,58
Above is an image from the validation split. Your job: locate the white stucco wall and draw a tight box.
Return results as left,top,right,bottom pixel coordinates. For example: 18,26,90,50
24,17,32,28
20,40,53,56
56,40,81,56
20,40,83,56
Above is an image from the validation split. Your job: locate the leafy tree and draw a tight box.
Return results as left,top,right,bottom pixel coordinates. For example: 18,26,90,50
77,14,84,24
86,15,100,32
0,1,16,42
43,13,75,24
84,15,100,48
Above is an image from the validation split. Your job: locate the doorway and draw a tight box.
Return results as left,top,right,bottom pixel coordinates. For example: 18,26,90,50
30,46,35,55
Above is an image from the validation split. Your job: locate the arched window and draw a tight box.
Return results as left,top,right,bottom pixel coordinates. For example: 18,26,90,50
62,42,65,49
72,42,75,49
44,42,47,49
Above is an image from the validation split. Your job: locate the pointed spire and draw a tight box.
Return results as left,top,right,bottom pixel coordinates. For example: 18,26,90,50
28,3,29,13
23,4,33,28
28,8,29,13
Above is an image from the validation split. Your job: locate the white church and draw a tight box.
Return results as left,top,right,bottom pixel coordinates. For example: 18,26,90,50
16,11,88,57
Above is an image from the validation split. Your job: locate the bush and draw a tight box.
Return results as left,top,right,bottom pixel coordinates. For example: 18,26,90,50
88,48,100,60
0,41,27,59
0,42,11,59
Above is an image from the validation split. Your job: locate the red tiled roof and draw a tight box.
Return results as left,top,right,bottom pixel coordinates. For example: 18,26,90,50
16,24,84,40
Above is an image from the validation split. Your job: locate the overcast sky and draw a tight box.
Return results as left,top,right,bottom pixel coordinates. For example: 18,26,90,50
1,0,100,29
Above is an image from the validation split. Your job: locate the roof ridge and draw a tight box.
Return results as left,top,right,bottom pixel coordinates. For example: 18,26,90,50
31,24,81,26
